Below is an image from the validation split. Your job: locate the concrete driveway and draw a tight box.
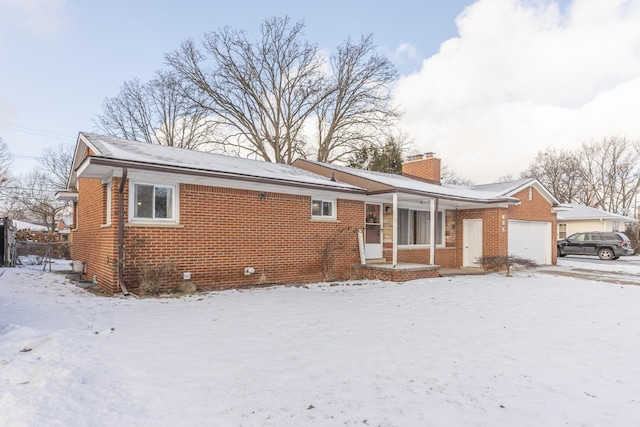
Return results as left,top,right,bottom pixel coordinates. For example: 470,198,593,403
538,255,640,286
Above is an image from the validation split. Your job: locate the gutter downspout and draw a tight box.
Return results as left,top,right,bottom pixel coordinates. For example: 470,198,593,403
118,168,130,296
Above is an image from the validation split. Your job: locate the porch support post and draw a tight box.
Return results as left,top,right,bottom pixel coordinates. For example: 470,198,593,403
429,199,436,265
392,192,398,267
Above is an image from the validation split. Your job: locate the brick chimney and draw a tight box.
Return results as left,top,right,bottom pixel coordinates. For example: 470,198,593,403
401,152,441,185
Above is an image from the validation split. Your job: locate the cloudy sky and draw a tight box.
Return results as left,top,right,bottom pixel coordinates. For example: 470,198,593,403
1,0,638,183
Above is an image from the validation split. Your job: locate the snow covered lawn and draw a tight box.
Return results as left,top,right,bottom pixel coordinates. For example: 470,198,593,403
2,259,640,426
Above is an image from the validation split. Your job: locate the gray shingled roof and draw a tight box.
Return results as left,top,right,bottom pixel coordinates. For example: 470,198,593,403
78,133,363,192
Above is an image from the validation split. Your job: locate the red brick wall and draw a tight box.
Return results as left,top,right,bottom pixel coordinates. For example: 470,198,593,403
455,208,510,264
507,187,558,264
70,178,118,290
73,179,363,294
401,155,441,184
390,248,458,267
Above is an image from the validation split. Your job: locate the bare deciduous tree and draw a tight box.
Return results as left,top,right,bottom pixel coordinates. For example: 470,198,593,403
39,143,74,189
166,17,326,163
520,147,583,204
0,137,12,185
12,170,68,231
579,136,640,213
165,16,398,164
95,71,216,150
1,143,72,229
440,164,474,186
313,34,398,163
520,137,640,215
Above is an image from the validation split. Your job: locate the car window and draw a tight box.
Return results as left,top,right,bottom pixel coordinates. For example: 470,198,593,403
587,233,601,241
603,233,622,241
568,233,585,242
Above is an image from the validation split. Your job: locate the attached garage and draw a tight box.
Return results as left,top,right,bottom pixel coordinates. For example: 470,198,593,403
508,220,552,265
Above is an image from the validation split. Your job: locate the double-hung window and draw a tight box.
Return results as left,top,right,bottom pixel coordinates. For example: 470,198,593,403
132,183,175,220
311,199,335,219
397,209,444,245
558,223,567,239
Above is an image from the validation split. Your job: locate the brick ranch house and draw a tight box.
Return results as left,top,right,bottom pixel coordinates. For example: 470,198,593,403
57,133,562,294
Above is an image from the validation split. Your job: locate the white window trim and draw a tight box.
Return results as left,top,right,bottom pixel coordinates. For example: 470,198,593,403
104,182,112,226
311,198,336,220
396,208,446,248
128,181,179,224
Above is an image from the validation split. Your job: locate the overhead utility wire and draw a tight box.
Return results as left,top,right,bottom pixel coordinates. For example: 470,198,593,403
0,120,75,140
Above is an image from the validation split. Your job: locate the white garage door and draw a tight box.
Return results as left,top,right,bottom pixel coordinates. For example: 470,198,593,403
508,220,552,265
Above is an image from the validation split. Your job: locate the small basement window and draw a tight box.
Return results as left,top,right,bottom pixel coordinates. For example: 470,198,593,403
311,199,335,219
132,183,176,220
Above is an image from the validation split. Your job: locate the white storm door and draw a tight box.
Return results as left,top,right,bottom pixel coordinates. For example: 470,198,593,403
463,219,483,267
364,203,383,259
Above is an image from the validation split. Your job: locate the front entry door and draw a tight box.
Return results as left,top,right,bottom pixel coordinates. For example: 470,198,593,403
463,219,483,267
364,203,382,259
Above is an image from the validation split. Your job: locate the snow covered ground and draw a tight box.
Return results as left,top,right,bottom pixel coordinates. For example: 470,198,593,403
2,257,640,426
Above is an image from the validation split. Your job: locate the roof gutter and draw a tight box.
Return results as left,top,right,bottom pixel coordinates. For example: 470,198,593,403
84,157,366,195
365,188,519,205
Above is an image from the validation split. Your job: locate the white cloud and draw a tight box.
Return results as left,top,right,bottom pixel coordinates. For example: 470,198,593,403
394,0,640,183
395,43,418,60
0,0,68,40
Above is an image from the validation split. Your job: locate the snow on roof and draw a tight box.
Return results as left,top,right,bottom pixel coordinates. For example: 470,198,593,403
472,178,561,206
471,179,534,195
299,160,518,202
13,220,49,231
79,133,363,192
557,204,638,222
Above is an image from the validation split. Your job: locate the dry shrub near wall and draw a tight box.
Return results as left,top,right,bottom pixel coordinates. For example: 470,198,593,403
135,260,179,296
624,224,640,254
476,255,538,277
320,227,358,281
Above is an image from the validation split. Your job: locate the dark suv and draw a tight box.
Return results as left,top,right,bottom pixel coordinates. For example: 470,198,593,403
557,231,633,260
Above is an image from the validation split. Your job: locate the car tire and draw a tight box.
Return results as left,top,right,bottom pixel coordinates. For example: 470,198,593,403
557,247,566,257
598,248,614,260
613,256,620,260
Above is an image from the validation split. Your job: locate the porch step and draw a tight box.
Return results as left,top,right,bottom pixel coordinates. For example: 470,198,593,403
366,258,387,264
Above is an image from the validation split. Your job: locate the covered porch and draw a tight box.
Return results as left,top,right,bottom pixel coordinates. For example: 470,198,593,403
356,191,497,270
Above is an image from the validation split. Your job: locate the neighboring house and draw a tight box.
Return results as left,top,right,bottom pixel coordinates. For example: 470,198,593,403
556,204,638,239
56,215,73,241
58,133,562,295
